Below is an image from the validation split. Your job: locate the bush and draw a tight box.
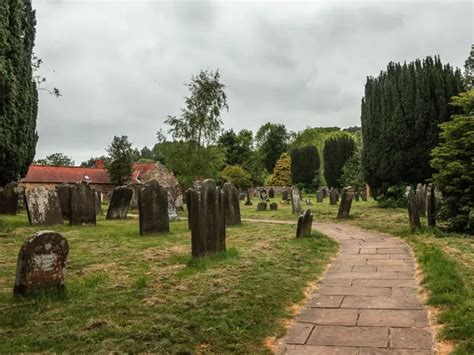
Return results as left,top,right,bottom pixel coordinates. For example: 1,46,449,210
267,153,292,186
291,146,320,190
323,134,355,188
220,165,252,189
376,185,407,208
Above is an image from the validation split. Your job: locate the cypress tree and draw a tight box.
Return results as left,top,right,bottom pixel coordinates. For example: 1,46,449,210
0,0,38,186
361,56,464,194
323,135,355,188
290,146,320,188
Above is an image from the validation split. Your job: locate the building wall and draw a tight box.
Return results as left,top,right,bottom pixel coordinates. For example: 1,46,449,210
20,182,116,200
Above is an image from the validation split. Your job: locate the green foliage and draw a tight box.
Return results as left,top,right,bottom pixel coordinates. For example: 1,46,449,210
165,69,228,147
431,90,474,233
290,127,340,151
80,156,110,168
0,0,38,185
361,56,465,194
464,44,474,89
323,134,355,188
218,129,253,166
162,141,225,189
255,122,289,172
220,165,252,189
106,135,132,185
35,153,74,166
340,145,364,191
267,153,292,186
375,185,407,208
290,146,320,190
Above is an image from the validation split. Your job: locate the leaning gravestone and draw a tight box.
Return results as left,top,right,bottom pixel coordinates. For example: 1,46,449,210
317,190,324,203
138,181,169,235
270,202,278,210
291,186,302,214
0,182,19,215
257,201,267,211
416,183,426,217
329,187,338,205
14,231,69,295
296,209,313,238
187,179,226,257
70,182,96,225
426,184,436,228
106,186,133,220
223,182,241,226
406,186,421,231
337,187,354,219
268,188,275,199
56,185,71,219
25,187,63,225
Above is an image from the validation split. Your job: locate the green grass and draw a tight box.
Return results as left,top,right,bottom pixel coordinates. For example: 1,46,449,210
0,212,337,353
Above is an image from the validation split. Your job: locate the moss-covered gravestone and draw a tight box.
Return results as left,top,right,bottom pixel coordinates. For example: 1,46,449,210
138,180,169,235
223,182,241,226
296,209,313,238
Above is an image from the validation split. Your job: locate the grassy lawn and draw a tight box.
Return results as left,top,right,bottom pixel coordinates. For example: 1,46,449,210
0,212,337,353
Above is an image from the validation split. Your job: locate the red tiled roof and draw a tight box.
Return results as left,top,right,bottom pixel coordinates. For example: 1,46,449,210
21,165,111,184
130,162,156,184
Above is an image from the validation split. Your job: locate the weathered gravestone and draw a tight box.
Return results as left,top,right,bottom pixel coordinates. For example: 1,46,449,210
14,231,69,295
291,186,302,214
321,186,329,198
187,179,226,257
416,183,426,217
337,187,354,219
281,189,290,202
56,185,71,219
223,182,241,226
426,184,436,228
106,186,133,220
270,202,278,210
354,189,360,202
305,198,313,205
317,190,324,203
95,191,103,216
268,188,275,199
257,201,267,211
296,209,313,238
259,189,268,200
406,186,421,231
25,187,63,225
329,187,338,205
138,180,169,235
361,189,367,202
0,182,18,215
70,182,96,225
239,193,246,201
244,189,253,206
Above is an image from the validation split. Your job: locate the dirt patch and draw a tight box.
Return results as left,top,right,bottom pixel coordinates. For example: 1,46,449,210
143,245,187,262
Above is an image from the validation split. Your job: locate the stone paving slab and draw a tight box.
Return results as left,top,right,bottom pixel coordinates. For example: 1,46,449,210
278,223,435,354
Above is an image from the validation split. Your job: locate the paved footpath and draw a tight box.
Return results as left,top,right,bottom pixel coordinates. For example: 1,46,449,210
273,222,436,355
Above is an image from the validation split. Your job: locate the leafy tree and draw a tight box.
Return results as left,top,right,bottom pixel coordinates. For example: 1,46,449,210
220,165,252,189
139,146,154,161
106,135,132,185
267,153,292,186
464,44,474,89
323,134,355,188
340,144,364,190
431,89,474,233
361,56,464,194
35,153,74,166
255,122,289,172
290,146,320,189
218,129,253,166
0,0,38,186
80,156,110,168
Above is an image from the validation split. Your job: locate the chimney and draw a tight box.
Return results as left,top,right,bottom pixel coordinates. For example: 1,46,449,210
95,159,105,169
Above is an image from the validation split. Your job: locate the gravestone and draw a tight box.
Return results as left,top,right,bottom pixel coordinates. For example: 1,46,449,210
329,187,338,205
268,188,275,199
14,231,69,295
106,186,133,220
296,209,313,238
321,186,329,198
416,183,426,217
336,187,354,219
56,185,71,219
25,187,63,225
244,189,253,206
259,189,268,200
257,201,267,211
138,180,169,235
426,184,436,228
222,182,241,226
317,190,324,203
70,182,96,225
354,190,360,202
187,179,226,257
0,182,19,215
291,186,302,214
361,189,367,202
406,186,421,231
95,191,103,216
270,202,278,210
281,189,289,202
305,198,313,205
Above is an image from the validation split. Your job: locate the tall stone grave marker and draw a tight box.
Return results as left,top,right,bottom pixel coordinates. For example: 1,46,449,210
281,189,289,202
188,179,226,257
317,190,324,203
0,182,18,215
406,186,421,231
296,209,313,238
361,189,367,202
416,183,426,217
337,187,354,219
106,186,133,220
268,187,275,198
56,184,71,219
426,184,436,228
259,189,268,200
95,191,103,216
70,182,96,225
223,182,241,226
329,187,338,205
138,180,169,235
291,186,302,214
14,231,69,295
25,187,63,225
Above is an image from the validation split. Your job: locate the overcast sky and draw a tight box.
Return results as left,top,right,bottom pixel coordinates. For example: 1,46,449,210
32,0,472,164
